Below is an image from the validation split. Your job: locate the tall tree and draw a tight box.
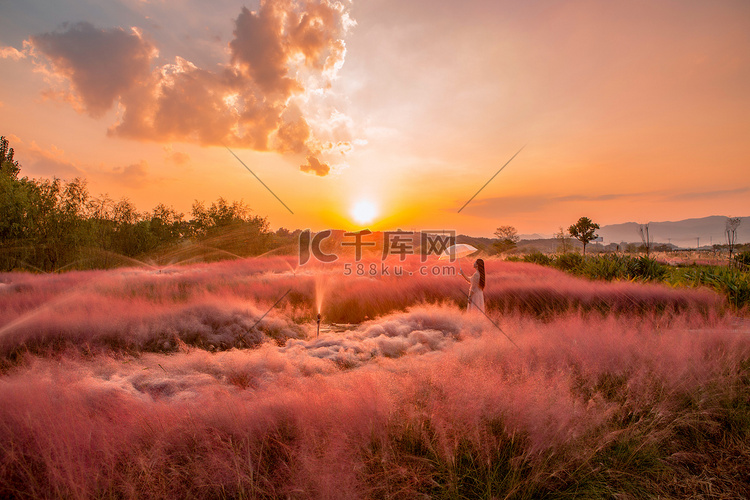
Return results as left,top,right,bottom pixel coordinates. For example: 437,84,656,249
568,217,600,256
493,225,520,253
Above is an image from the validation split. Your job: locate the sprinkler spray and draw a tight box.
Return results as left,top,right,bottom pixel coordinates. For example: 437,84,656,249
316,313,321,338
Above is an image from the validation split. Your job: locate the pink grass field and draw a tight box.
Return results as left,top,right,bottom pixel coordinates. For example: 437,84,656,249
1,256,748,498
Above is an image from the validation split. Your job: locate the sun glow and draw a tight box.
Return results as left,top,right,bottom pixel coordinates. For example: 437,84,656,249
350,200,378,225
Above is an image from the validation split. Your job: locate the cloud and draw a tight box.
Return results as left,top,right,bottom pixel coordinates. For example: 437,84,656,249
0,46,26,61
666,187,750,202
275,115,311,154
230,4,303,97
12,136,152,186
30,23,156,118
461,194,556,217
164,146,190,166
20,0,357,176
462,192,649,218
21,141,86,179
99,160,151,188
300,155,330,176
464,186,750,219
555,194,630,202
110,56,246,146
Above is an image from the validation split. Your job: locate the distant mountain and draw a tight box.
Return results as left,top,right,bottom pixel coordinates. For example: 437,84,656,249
518,233,552,240
596,216,749,248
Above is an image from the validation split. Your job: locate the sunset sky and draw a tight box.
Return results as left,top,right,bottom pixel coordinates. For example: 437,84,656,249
1,0,748,237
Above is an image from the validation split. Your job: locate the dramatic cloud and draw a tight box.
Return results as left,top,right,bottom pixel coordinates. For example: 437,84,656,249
275,115,312,154
30,23,156,118
21,0,356,176
230,4,303,97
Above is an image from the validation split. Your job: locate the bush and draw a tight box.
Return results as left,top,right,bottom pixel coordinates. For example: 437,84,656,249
523,251,552,266
580,254,627,281
703,268,750,310
673,266,750,311
626,256,668,282
554,252,584,272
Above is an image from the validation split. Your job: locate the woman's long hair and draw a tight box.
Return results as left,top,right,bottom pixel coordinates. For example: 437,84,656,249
476,258,485,290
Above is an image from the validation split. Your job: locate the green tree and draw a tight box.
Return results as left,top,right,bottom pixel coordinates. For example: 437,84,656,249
31,177,96,270
0,167,38,270
493,225,519,254
0,174,32,241
0,135,276,270
568,217,600,256
0,136,21,179
0,135,30,268
149,203,185,244
190,198,271,256
190,198,252,237
109,199,152,257
85,195,116,255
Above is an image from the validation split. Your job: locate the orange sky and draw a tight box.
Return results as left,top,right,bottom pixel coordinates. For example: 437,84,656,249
1,0,748,237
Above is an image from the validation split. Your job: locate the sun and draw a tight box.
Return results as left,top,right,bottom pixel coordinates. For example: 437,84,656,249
351,200,378,225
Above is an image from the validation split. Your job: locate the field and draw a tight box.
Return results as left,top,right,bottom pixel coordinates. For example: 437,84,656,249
1,256,749,499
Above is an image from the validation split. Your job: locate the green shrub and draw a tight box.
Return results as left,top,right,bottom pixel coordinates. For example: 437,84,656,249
523,251,552,266
626,256,668,281
581,254,627,281
511,250,746,310
673,266,750,310
703,268,750,310
554,252,584,272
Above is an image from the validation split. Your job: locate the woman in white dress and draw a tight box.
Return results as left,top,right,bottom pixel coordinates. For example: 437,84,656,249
459,258,485,314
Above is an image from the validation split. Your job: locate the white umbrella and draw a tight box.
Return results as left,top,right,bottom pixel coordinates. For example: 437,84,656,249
439,244,478,261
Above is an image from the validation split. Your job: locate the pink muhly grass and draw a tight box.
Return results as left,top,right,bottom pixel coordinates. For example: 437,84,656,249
0,257,747,498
